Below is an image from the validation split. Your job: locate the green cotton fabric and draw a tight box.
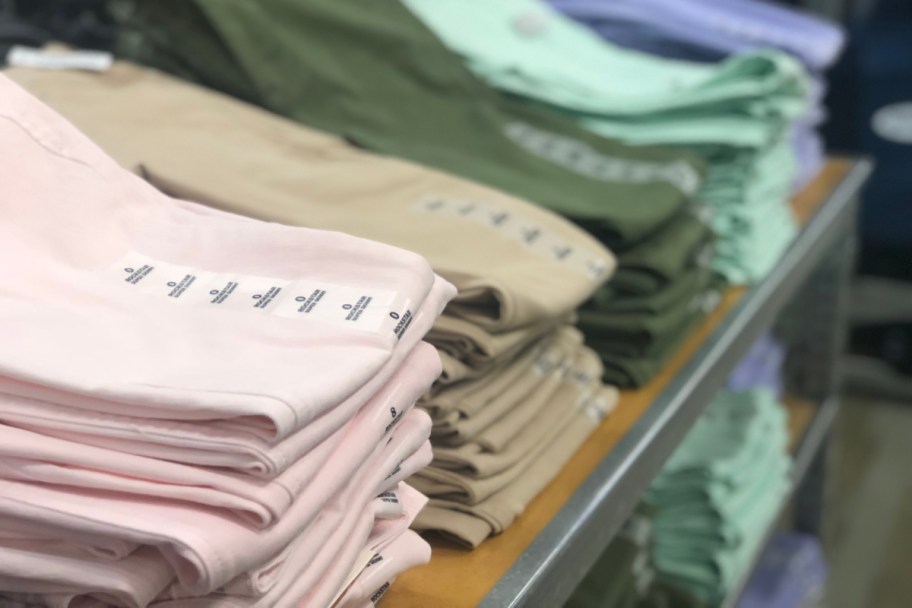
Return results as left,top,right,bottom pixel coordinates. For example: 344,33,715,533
696,137,799,283
400,0,810,285
645,389,792,605
401,0,807,124
591,267,715,316
579,268,716,358
112,0,705,249
597,309,703,388
608,209,714,296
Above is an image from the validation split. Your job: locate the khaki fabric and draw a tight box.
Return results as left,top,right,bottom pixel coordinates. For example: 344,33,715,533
434,314,570,385
432,346,601,476
474,344,601,452
5,62,615,334
422,338,551,420
410,350,611,503
412,506,493,550
428,327,583,446
427,313,572,368
430,331,570,417
413,386,616,548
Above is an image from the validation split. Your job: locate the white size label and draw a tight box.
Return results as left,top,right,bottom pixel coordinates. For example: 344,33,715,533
107,252,412,338
416,196,610,281
7,46,113,72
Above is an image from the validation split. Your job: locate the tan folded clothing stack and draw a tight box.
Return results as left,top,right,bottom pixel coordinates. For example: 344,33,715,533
413,327,618,547
7,60,620,548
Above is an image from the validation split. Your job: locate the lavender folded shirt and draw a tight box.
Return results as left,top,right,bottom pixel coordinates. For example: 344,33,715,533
727,333,785,396
549,0,845,71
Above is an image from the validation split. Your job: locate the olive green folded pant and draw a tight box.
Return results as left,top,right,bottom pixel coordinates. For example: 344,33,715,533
111,0,705,250
583,268,723,388
600,208,714,297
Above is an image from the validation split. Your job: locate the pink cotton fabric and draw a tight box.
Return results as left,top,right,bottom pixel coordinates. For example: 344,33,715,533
0,341,440,527
334,531,431,608
0,409,432,598
0,282,448,478
0,73,451,440
0,517,138,561
0,73,447,607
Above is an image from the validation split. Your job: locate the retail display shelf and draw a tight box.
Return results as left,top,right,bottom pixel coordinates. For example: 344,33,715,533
718,395,841,608
385,158,873,608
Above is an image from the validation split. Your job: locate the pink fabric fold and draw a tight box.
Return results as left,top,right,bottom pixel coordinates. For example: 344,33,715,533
0,341,440,528
0,73,450,440
0,279,451,477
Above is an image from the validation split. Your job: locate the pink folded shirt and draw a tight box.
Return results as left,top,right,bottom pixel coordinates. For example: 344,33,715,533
0,341,440,528
0,544,173,608
200,482,417,600
154,466,432,608
332,484,431,608
333,530,431,608
0,406,432,598
0,516,138,562
0,73,452,440
0,279,449,478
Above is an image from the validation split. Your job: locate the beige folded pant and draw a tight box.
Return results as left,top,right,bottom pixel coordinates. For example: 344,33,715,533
410,347,612,504
428,313,572,369
5,62,615,335
434,313,572,385
422,332,555,421
430,347,604,480
413,386,618,548
427,327,584,446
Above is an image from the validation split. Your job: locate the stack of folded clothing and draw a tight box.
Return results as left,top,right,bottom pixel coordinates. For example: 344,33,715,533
106,0,711,388
549,0,845,191
401,0,811,285
566,338,790,607
646,389,792,605
7,60,620,547
0,75,456,607
413,325,618,547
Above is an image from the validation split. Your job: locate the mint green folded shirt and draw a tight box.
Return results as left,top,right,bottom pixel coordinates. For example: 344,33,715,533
401,0,808,126
646,389,792,603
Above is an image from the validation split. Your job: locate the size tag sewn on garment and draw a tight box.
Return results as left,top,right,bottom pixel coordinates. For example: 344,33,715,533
415,196,609,281
106,252,412,337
